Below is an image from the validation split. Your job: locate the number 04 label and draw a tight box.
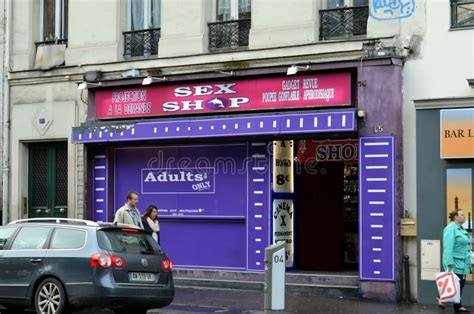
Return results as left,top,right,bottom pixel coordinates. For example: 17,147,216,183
272,140,294,193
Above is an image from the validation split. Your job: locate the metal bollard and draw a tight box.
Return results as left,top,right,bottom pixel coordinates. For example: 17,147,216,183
264,241,286,310
404,255,410,302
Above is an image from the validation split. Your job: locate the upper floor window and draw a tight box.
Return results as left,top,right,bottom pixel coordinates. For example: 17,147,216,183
128,0,161,31
209,0,251,51
327,0,368,9
451,0,474,28
124,0,161,58
320,0,369,40
217,0,251,21
40,0,68,44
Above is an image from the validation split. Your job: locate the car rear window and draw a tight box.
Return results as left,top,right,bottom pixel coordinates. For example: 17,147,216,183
50,228,86,249
97,229,162,254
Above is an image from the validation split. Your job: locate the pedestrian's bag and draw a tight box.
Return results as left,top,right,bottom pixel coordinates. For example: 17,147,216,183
436,272,460,304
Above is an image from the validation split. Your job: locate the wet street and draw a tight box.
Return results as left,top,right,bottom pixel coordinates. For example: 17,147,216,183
0,286,446,313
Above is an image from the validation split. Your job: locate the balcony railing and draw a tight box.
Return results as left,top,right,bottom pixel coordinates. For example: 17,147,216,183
123,28,160,58
319,6,369,40
35,39,68,47
208,19,251,51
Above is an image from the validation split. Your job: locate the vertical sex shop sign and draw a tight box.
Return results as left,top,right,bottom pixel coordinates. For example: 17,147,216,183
272,140,294,267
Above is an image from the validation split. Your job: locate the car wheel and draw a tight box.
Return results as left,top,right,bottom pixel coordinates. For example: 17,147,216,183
34,278,68,314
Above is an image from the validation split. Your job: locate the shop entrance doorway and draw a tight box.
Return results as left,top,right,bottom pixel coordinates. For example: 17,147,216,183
295,139,359,272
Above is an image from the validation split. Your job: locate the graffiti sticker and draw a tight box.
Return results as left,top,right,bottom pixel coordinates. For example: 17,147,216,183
370,0,416,20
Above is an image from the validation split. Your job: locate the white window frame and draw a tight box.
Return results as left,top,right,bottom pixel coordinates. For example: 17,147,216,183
39,0,67,41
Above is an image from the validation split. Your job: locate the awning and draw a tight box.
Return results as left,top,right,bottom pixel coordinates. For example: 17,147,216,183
72,110,356,144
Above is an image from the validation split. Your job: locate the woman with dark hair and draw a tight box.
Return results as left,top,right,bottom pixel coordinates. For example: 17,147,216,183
440,209,471,312
141,205,160,244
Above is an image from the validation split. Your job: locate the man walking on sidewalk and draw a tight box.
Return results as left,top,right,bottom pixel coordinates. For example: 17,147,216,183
114,191,144,229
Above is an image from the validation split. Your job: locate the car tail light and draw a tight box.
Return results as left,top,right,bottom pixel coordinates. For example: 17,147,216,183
161,257,173,272
112,256,126,268
90,254,112,268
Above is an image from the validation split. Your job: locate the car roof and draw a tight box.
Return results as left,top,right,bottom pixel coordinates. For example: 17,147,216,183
6,218,143,231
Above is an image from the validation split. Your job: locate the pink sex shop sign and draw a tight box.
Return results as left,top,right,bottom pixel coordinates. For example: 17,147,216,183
95,72,352,119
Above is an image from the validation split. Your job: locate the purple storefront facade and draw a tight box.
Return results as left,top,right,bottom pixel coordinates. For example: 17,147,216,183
73,58,404,301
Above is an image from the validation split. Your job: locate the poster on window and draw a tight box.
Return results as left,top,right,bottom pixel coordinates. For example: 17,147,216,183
273,199,294,267
446,168,473,281
273,140,294,193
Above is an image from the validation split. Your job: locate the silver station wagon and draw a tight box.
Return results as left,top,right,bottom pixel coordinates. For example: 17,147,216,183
0,218,174,314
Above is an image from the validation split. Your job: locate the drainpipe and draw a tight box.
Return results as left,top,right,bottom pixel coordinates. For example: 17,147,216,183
2,0,11,225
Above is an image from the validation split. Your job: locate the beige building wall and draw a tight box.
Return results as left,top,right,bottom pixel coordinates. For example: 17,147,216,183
7,0,439,301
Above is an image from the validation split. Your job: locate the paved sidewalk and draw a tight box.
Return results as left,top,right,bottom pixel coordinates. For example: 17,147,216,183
150,286,442,314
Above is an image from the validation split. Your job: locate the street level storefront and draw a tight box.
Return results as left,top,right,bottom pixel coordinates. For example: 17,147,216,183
73,59,404,300
416,104,474,305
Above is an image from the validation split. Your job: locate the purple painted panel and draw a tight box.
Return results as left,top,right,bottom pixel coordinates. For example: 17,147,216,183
72,110,356,144
114,144,248,219
93,149,108,222
160,220,246,269
247,142,271,271
359,136,395,281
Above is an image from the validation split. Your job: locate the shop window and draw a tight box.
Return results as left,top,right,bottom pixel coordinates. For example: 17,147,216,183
320,0,369,40
124,0,161,58
446,168,474,281
209,0,251,51
451,0,474,28
38,0,68,45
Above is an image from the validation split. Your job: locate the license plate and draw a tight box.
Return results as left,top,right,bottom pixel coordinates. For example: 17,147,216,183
130,272,155,282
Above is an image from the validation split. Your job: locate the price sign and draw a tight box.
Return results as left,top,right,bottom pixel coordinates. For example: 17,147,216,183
273,140,294,193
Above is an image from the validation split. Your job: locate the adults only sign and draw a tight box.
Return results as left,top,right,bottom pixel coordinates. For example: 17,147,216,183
114,144,248,219
96,73,351,119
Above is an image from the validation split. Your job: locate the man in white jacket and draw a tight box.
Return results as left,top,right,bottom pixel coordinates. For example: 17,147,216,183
113,191,144,229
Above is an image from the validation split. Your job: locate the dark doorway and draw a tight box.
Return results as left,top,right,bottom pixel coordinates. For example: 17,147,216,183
295,162,345,271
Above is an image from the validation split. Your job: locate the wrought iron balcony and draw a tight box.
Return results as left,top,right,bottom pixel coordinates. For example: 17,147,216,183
208,19,251,51
35,39,68,47
319,6,369,40
123,28,160,58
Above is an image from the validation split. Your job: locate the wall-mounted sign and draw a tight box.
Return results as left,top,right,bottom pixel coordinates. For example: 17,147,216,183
273,199,294,267
115,144,250,219
441,109,474,159
273,140,294,193
142,168,215,194
297,139,358,163
95,73,352,119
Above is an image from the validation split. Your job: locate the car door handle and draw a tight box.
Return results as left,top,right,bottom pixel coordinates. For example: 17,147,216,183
30,259,42,264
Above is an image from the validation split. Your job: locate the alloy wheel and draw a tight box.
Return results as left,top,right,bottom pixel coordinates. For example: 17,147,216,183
37,282,61,314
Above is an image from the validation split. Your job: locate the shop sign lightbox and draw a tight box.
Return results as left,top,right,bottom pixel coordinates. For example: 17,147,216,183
95,73,352,119
441,109,474,159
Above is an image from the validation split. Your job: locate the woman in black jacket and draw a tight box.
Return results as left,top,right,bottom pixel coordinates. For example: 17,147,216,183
141,205,160,244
